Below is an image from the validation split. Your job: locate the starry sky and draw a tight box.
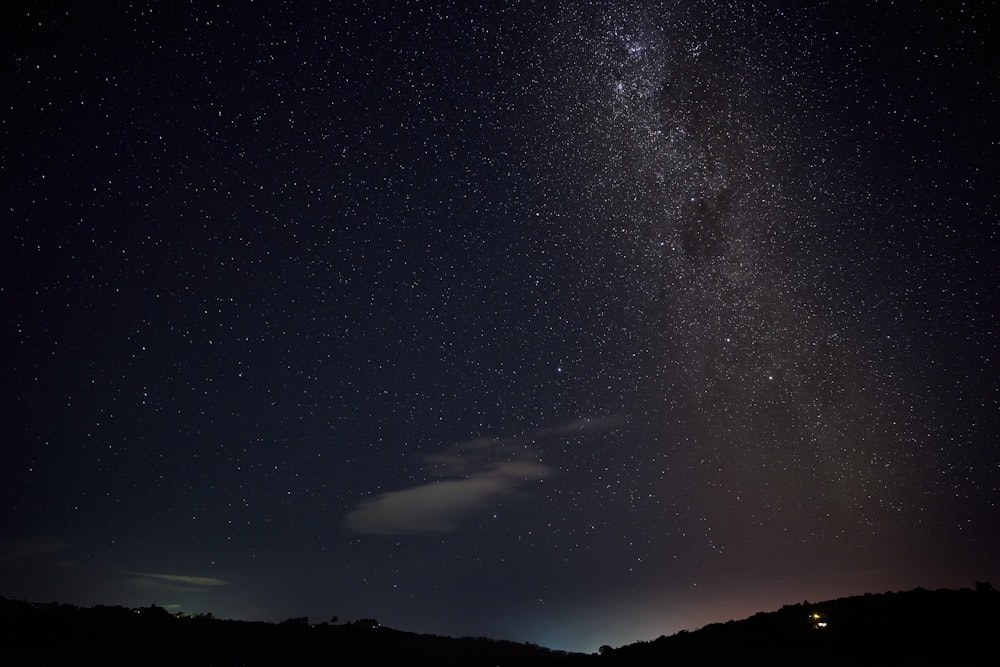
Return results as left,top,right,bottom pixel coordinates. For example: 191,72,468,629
2,0,998,654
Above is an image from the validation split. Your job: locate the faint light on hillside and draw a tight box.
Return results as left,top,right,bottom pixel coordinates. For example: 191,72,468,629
809,612,828,629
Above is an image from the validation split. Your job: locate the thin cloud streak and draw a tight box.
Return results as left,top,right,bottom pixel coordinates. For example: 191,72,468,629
124,571,229,592
0,537,70,565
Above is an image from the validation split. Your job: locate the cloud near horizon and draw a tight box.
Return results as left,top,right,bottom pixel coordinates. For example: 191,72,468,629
345,415,622,535
124,571,229,593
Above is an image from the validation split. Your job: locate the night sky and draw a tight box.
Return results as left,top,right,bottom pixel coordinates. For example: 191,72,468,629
3,0,998,653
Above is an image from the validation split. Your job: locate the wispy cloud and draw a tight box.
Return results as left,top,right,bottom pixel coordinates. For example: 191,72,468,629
345,415,621,535
125,571,228,592
346,460,549,534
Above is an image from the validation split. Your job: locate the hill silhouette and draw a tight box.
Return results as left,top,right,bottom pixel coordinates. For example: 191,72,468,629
2,584,997,665
599,582,1000,666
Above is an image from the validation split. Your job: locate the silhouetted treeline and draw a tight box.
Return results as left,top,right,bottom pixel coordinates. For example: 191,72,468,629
2,584,998,665
0,597,573,666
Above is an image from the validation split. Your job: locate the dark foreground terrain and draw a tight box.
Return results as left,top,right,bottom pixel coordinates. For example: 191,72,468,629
2,584,998,665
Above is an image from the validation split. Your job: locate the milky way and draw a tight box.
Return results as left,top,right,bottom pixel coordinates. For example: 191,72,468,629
525,0,925,560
